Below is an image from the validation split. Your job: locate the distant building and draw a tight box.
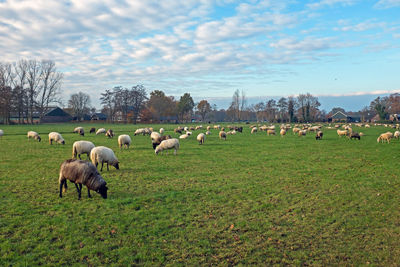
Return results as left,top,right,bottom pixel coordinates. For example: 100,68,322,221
329,111,361,123
41,107,73,123
91,113,107,121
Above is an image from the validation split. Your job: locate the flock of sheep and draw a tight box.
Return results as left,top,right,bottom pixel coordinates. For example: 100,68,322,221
1,122,398,200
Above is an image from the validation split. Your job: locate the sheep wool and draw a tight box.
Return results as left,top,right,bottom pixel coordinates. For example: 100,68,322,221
90,146,119,171
73,127,84,136
206,131,211,135
155,138,180,155
59,159,108,199
27,131,41,142
159,128,165,134
118,135,132,149
179,134,189,139
72,140,95,160
0,129,4,138
280,129,286,136
49,132,65,145
219,131,227,140
197,133,205,145
106,129,114,138
96,128,106,135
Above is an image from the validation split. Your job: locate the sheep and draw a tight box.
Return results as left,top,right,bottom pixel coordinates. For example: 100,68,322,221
219,131,227,140
0,129,3,139
96,128,106,135
298,130,307,136
214,125,220,130
267,129,276,136
251,127,257,134
90,127,96,134
186,131,192,136
337,129,348,137
292,127,301,135
152,135,171,148
179,134,189,139
394,131,400,139
73,127,84,136
159,128,165,134
189,126,195,131
90,146,119,171
195,125,202,130
197,133,205,145
118,135,132,149
348,132,361,140
72,140,95,160
174,128,183,134
184,126,189,131
27,131,41,142
58,159,108,199
280,129,286,137
377,132,393,143
151,132,162,149
315,131,323,140
49,132,65,145
106,129,114,138
365,124,370,128
155,138,179,155
206,131,211,135
207,126,211,131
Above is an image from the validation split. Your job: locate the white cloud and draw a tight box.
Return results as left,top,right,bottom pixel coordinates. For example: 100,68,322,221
307,0,358,9
374,0,400,9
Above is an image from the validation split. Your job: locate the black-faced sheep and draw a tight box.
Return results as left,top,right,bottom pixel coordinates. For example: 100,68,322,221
155,138,180,155
59,159,108,199
348,132,361,140
106,129,114,138
90,146,119,171
197,133,205,145
315,131,323,140
152,135,171,149
72,140,95,160
49,132,65,145
219,131,227,140
96,128,106,135
27,131,41,142
90,127,96,134
73,127,84,136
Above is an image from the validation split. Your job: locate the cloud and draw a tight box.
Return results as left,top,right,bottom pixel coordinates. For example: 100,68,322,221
334,20,386,32
374,0,400,9
307,0,358,9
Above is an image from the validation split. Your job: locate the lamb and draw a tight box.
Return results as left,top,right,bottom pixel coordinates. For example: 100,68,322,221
90,146,119,171
49,132,65,145
179,134,189,139
159,128,165,134
58,159,108,199
394,131,400,139
280,129,286,137
219,131,227,140
337,129,348,137
118,135,132,149
315,131,323,140
106,129,114,138
197,133,205,145
27,131,41,142
72,140,95,160
151,132,162,149
73,127,84,136
96,128,106,135
155,138,179,155
267,129,276,136
377,132,393,143
90,127,96,134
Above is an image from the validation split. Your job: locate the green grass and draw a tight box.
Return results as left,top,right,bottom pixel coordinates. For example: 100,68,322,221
1,123,400,265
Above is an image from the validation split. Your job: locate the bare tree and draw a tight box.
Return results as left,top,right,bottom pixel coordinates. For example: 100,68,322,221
13,60,28,123
26,60,41,124
130,85,147,124
37,60,63,121
228,89,247,121
68,92,91,121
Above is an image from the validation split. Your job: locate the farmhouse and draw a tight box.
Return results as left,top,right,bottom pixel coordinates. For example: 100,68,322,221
91,113,107,121
329,111,361,123
41,107,73,123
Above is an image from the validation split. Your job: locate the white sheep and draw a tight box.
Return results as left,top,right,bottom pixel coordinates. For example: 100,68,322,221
186,131,192,136
96,128,106,135
27,131,41,142
251,127,257,134
73,127,84,136
280,129,286,137
151,132,162,149
90,146,119,171
155,138,180,155
179,134,189,139
0,129,3,139
72,140,95,160
48,132,65,145
206,131,211,135
394,131,400,139
197,133,205,145
219,131,227,140
118,134,132,149
159,128,165,134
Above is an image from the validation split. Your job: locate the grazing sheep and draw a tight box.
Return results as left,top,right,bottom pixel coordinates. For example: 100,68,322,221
219,131,227,140
315,131,323,140
394,131,400,139
251,127,257,134
292,127,301,135
365,124,370,128
159,128,165,134
152,135,171,148
59,159,108,199
189,126,195,131
96,128,106,135
267,129,276,136
348,132,361,140
155,138,180,155
174,128,183,134
0,129,3,138
214,125,220,130
207,126,211,131
73,127,84,136
151,132,162,149
186,131,192,136
27,131,41,142
197,133,205,145
90,146,119,171
337,129,348,137
179,134,189,139
106,129,114,138
118,135,132,149
298,130,307,137
195,125,202,130
49,132,65,145
377,132,393,143
90,127,96,134
184,126,189,131
280,129,286,137
72,140,95,160
206,131,211,135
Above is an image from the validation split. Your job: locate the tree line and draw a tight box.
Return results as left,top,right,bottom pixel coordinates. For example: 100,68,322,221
0,60,63,124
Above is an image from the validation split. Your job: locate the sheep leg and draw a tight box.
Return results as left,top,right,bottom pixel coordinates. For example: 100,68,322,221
87,187,92,198
78,154,82,160
100,162,104,172
59,180,65,198
75,183,81,199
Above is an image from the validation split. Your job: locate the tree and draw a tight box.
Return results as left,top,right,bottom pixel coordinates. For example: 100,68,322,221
265,99,277,122
129,85,147,124
26,60,41,124
147,90,176,122
370,96,388,120
277,97,288,122
386,93,400,114
297,93,320,122
287,96,297,123
68,92,91,121
197,100,212,122
228,89,246,121
178,93,195,122
253,102,265,122
100,89,117,123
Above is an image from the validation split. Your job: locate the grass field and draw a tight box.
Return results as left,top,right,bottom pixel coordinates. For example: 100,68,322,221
1,123,400,266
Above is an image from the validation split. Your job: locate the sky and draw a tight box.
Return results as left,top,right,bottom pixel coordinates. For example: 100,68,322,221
0,0,399,112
